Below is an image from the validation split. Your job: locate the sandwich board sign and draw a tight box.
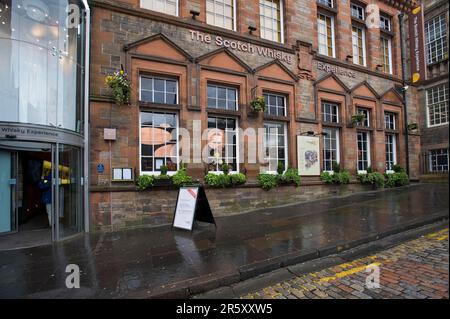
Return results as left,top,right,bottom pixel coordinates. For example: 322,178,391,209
172,186,216,231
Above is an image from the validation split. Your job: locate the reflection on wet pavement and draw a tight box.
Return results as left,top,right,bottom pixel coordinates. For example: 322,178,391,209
0,184,448,298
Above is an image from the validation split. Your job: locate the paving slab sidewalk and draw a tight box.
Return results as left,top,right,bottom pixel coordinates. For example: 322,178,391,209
0,183,448,299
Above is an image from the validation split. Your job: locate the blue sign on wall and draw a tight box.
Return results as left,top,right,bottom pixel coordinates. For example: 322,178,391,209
97,164,105,174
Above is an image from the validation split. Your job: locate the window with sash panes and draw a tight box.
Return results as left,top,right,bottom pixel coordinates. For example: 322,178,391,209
425,14,448,65
317,13,335,57
385,134,397,171
264,93,287,117
140,111,179,174
207,117,238,172
322,102,339,123
380,37,393,74
263,122,287,173
427,84,449,127
317,0,333,8
357,131,370,172
206,0,236,31
323,127,340,172
260,0,284,43
384,112,396,130
380,15,391,31
351,3,365,20
140,76,178,105
352,25,366,66
140,0,178,16
356,108,370,127
429,149,449,172
207,84,238,111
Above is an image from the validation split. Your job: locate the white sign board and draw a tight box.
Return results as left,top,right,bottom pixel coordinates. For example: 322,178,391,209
297,136,321,176
173,187,199,231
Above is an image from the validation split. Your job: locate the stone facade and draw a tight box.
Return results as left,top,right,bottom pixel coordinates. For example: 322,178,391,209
89,0,422,230
91,183,373,231
416,0,449,176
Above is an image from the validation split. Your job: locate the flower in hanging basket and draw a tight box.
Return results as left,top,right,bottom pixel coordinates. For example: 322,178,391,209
407,123,419,131
250,96,266,113
105,70,132,105
351,114,366,126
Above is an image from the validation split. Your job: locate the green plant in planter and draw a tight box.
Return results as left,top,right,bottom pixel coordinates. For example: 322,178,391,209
172,168,194,188
334,171,351,184
321,171,351,185
230,173,246,186
358,172,385,188
385,172,409,188
320,172,334,184
136,175,154,190
221,164,231,175
205,173,229,188
105,70,131,105
257,174,278,190
332,162,341,173
160,165,169,176
393,165,406,173
250,96,266,113
281,168,301,187
277,161,285,175
351,114,366,126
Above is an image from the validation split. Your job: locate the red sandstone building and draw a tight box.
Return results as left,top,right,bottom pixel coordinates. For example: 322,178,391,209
89,0,423,230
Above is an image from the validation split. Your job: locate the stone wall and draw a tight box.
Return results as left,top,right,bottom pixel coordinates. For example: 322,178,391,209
90,183,373,231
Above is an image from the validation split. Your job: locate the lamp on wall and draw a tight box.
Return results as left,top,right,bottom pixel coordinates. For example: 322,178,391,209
248,21,257,34
190,9,200,20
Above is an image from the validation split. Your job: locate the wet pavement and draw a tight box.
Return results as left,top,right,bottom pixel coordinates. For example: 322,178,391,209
241,228,449,299
0,183,448,299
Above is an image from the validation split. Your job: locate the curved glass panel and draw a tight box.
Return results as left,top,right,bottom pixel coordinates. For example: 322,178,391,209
0,0,86,133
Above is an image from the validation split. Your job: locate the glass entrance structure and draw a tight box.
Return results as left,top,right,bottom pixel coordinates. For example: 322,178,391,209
0,0,90,243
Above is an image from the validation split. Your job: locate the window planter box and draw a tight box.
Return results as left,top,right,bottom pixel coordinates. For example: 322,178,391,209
153,178,173,187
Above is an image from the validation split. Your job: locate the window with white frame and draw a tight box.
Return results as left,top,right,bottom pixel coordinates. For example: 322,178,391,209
140,76,178,105
263,122,287,173
356,108,370,127
425,14,448,65
352,25,366,66
206,0,236,31
380,15,391,31
259,0,284,43
427,84,449,127
322,102,339,123
264,93,287,117
140,112,178,174
357,131,370,172
380,37,393,74
385,134,397,171
207,84,238,110
351,3,365,20
323,127,340,172
318,13,335,57
207,117,238,172
141,0,178,16
317,0,333,8
429,149,449,172
384,112,396,130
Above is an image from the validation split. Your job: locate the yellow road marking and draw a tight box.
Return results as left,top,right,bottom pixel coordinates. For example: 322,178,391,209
319,262,382,283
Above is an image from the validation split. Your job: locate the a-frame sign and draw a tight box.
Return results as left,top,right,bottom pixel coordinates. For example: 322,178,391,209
172,186,216,231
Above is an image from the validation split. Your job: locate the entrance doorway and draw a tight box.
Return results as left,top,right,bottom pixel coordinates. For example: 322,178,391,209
0,141,84,250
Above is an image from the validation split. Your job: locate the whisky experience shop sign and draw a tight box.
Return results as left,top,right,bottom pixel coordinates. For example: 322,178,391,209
189,30,293,65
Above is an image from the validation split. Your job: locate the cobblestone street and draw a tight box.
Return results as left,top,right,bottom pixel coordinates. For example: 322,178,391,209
242,229,449,299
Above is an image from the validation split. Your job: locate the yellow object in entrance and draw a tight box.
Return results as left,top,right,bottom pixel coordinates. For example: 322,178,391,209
42,161,71,185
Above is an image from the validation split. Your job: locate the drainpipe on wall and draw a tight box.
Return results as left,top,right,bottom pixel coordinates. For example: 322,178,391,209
398,13,411,176
82,0,91,233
